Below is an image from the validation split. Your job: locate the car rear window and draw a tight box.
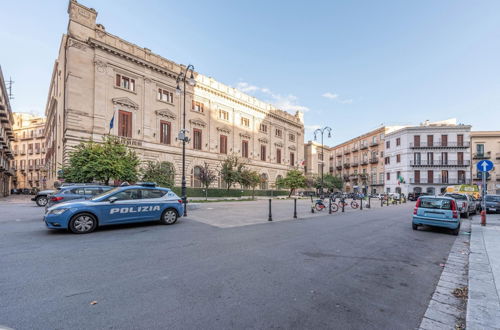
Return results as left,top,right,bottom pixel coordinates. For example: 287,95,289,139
485,195,500,202
419,198,453,210
446,194,467,200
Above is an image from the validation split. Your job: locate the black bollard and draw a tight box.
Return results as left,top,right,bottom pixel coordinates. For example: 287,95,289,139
360,197,363,210
293,198,297,219
342,200,345,212
268,199,272,221
311,195,314,213
381,197,383,207
387,197,389,206
368,197,371,208
329,197,332,214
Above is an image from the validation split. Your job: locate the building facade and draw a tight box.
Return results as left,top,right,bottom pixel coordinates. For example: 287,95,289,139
0,66,15,197
12,113,47,190
44,0,304,189
304,141,332,179
470,131,500,194
384,119,471,196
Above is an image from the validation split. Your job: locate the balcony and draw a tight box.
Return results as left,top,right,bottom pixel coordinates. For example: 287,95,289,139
344,149,351,155
360,143,368,150
370,141,379,147
496,153,500,160
351,145,358,152
409,178,471,185
410,160,471,167
351,161,359,167
343,163,350,169
409,141,470,149
349,173,358,179
369,157,379,164
336,164,342,170
370,180,384,186
343,175,350,182
359,173,369,180
473,152,491,159
361,159,369,166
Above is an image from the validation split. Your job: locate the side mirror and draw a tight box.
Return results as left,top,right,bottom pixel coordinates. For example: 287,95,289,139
108,197,118,203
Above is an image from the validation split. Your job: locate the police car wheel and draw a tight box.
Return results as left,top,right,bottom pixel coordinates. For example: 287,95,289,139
160,209,178,225
69,213,97,234
36,196,48,207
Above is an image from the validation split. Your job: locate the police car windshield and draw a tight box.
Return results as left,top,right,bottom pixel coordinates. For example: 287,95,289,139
90,187,121,201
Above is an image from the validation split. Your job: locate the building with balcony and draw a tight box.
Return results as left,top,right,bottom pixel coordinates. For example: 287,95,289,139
470,131,500,194
384,119,471,195
0,66,15,197
44,1,304,189
12,113,47,190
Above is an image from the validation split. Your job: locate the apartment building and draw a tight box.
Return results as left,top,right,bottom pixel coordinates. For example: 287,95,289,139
470,131,500,194
0,66,15,197
304,141,331,179
12,113,46,190
44,1,304,189
384,119,471,196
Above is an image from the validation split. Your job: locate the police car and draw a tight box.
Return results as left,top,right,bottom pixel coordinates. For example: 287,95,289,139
43,183,184,234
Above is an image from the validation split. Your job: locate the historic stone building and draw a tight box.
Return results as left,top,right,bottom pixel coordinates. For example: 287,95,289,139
0,66,15,197
470,131,500,194
44,1,304,189
12,113,47,190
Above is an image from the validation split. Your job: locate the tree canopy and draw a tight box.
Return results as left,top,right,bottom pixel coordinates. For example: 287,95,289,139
219,153,247,190
277,169,307,197
315,174,343,191
141,161,176,187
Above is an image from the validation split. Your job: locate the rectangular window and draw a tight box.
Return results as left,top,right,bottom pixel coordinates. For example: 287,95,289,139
192,100,204,113
428,170,434,184
290,152,295,166
275,129,282,138
441,170,448,184
386,141,390,148
193,129,202,150
289,133,295,142
427,152,434,165
441,134,448,147
118,110,132,137
441,152,448,165
259,123,268,133
476,144,484,155
158,88,174,103
386,172,390,180
240,117,250,127
220,135,227,154
457,152,464,165
396,138,400,146
458,170,466,184
384,157,390,165
160,121,171,145
260,145,266,161
276,149,282,164
219,110,229,121
414,170,420,184
396,154,401,163
242,140,249,158
414,135,420,147
427,135,434,147
115,74,135,91
457,134,464,147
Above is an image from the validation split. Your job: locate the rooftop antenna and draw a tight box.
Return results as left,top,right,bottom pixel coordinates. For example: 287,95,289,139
6,77,14,100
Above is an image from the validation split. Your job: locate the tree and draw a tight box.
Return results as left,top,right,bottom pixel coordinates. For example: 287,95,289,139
277,169,307,197
196,162,217,200
239,169,261,199
62,135,140,185
219,153,246,190
141,161,176,187
315,174,343,192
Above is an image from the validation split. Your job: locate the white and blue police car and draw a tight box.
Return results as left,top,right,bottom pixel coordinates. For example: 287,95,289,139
43,183,184,234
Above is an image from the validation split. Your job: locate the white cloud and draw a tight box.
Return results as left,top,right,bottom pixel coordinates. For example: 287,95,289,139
235,81,310,113
322,91,353,104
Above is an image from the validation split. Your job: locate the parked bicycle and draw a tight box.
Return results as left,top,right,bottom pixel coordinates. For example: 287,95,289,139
313,198,339,212
336,197,359,210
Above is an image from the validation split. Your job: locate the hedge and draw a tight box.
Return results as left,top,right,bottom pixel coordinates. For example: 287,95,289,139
170,187,289,198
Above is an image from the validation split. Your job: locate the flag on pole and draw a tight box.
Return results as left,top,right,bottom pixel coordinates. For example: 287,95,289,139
109,112,115,130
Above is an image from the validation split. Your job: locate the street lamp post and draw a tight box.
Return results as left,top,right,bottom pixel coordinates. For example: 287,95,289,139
176,64,196,217
314,127,332,194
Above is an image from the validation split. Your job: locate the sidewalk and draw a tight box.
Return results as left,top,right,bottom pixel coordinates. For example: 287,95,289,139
0,194,33,204
467,213,500,330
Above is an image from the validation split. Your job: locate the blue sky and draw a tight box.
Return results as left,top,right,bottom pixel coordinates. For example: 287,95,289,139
1,0,499,145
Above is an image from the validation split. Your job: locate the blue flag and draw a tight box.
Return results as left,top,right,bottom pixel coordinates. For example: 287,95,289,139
109,112,115,130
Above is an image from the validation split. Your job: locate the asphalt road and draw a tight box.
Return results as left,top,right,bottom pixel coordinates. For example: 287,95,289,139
0,200,457,330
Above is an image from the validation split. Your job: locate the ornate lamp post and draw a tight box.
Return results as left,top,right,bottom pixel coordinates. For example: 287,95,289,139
314,127,332,193
176,64,196,216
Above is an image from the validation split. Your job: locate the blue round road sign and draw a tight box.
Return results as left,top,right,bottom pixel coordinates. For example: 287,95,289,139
476,160,494,172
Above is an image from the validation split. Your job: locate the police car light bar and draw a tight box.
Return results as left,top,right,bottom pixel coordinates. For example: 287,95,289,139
138,182,157,187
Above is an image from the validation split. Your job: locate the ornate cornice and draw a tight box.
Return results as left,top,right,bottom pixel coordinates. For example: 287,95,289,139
189,119,207,128
155,109,176,120
288,145,296,151
239,132,251,139
274,142,283,148
112,97,138,110
258,138,269,144
217,126,231,134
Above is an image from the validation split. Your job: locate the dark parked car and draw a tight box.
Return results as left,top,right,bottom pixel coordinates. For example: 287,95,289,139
46,185,113,208
485,195,500,213
408,192,429,201
32,189,56,207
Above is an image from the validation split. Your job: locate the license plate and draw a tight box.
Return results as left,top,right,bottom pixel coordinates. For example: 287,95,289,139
489,208,496,211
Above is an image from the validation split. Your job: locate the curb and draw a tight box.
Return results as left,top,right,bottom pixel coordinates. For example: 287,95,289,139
419,219,471,330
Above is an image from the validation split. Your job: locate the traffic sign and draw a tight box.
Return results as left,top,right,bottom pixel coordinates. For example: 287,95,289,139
477,172,490,180
477,160,494,172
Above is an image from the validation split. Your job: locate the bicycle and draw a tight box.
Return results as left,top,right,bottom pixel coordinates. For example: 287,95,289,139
314,197,339,212
337,197,359,209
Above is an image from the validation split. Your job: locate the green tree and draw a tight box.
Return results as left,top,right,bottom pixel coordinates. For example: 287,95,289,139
277,169,307,197
219,153,246,190
239,169,261,199
196,162,217,200
141,161,176,187
315,174,343,192
62,135,140,185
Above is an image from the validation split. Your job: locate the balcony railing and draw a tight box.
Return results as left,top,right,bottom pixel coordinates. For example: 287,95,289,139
370,180,384,186
360,143,368,150
496,153,500,160
369,157,379,164
370,141,379,147
343,163,350,169
351,161,359,167
361,159,369,165
344,149,351,155
343,175,350,182
351,146,358,152
410,160,471,167
336,164,342,170
473,152,491,159
409,141,470,149
409,178,471,185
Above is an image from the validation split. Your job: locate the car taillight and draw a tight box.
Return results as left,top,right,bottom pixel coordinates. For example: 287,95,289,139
451,200,458,218
51,196,64,202
413,198,421,215
178,199,183,204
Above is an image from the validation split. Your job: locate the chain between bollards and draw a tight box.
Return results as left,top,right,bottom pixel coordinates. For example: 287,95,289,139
268,198,272,221
293,198,297,219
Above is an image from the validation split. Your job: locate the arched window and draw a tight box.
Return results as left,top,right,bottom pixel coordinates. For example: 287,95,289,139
426,187,435,195
260,173,268,190
193,166,202,188
413,187,422,193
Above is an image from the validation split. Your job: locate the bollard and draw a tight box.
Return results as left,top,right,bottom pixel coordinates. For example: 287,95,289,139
481,210,486,226
387,197,389,206
360,197,363,210
311,195,315,213
293,198,297,219
342,200,345,212
268,199,273,221
329,197,332,214
381,197,383,207
367,197,371,208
